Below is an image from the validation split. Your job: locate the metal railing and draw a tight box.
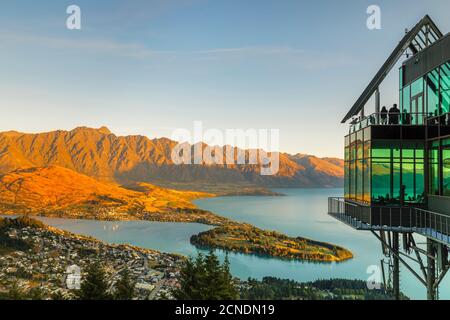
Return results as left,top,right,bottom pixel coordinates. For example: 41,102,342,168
426,114,450,126
349,112,428,133
414,208,450,244
328,197,371,226
328,197,450,244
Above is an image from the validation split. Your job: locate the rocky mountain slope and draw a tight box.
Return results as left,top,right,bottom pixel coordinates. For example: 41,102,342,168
0,166,215,221
0,127,343,188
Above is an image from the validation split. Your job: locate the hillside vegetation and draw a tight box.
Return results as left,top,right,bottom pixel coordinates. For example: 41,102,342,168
191,223,353,262
0,166,224,224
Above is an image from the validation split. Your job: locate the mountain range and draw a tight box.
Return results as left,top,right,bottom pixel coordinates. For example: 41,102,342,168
0,127,343,188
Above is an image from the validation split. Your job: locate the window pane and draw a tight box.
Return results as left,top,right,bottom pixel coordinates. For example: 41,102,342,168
372,161,391,204
349,161,356,200
411,77,423,97
357,139,363,160
393,162,401,202
415,162,425,202
363,159,371,203
427,68,440,117
344,161,350,199
443,148,450,196
364,140,371,159
356,160,364,201
403,85,411,114
402,161,415,202
429,147,440,196
441,63,450,114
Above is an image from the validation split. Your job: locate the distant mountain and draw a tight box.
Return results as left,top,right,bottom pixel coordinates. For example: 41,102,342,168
0,166,211,218
0,127,343,188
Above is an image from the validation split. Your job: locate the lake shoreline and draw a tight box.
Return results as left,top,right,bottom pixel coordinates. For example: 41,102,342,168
0,189,354,264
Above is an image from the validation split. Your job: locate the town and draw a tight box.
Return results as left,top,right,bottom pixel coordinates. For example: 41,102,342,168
0,217,184,300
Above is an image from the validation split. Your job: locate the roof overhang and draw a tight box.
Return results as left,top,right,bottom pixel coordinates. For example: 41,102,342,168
341,15,444,123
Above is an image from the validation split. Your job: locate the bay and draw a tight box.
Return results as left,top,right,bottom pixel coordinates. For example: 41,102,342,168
34,188,450,300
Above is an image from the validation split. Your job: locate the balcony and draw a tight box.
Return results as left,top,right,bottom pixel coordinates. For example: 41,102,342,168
328,197,450,245
349,112,432,133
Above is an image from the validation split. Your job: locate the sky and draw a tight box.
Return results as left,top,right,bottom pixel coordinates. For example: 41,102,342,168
1,0,450,157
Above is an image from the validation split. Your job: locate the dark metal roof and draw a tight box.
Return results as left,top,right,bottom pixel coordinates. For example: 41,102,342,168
341,15,443,123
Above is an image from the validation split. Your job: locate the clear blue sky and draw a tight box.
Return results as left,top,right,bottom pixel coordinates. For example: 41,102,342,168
1,0,449,157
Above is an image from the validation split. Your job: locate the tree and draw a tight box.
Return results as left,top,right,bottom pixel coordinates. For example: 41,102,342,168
5,281,26,300
28,287,45,300
114,269,136,300
75,262,110,300
172,251,239,300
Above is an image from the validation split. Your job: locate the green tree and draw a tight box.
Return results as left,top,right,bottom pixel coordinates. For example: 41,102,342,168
172,251,239,300
28,287,45,300
5,281,26,300
75,262,110,300
114,269,136,300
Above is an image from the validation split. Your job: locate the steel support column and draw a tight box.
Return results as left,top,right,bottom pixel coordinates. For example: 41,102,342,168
392,232,400,300
427,238,436,300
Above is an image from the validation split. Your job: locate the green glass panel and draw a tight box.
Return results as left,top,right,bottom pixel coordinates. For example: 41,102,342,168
415,162,425,202
363,159,371,203
443,138,450,148
427,68,440,117
411,77,423,97
372,161,391,204
357,141,363,160
364,140,371,159
402,148,414,159
370,141,424,204
393,162,401,202
403,85,411,114
350,138,357,161
356,160,364,201
416,148,424,159
402,161,415,201
344,161,350,199
429,147,440,196
441,63,450,114
349,161,356,200
443,148,450,196
372,148,390,158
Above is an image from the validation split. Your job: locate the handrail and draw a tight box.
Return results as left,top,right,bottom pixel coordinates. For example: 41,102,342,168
350,111,450,133
349,112,432,133
328,197,450,243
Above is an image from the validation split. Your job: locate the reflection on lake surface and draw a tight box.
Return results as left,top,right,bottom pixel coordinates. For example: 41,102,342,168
36,188,450,300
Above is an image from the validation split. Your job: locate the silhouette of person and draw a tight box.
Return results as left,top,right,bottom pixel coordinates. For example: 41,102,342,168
400,185,406,206
380,106,388,125
389,104,400,125
402,109,412,125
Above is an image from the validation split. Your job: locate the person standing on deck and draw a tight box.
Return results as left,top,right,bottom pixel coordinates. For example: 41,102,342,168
389,104,400,125
380,106,388,124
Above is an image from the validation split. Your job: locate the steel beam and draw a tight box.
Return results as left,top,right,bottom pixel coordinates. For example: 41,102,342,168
392,232,400,300
427,238,436,300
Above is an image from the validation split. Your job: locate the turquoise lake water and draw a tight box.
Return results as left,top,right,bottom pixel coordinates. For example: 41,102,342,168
36,188,450,300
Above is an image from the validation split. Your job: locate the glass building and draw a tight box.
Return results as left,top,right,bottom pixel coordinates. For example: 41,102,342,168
344,32,450,212
329,15,450,300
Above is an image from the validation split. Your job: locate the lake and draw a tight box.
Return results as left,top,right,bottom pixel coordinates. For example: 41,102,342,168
36,188,450,300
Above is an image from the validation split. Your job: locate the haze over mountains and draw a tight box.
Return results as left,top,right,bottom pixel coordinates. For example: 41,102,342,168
0,127,343,188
